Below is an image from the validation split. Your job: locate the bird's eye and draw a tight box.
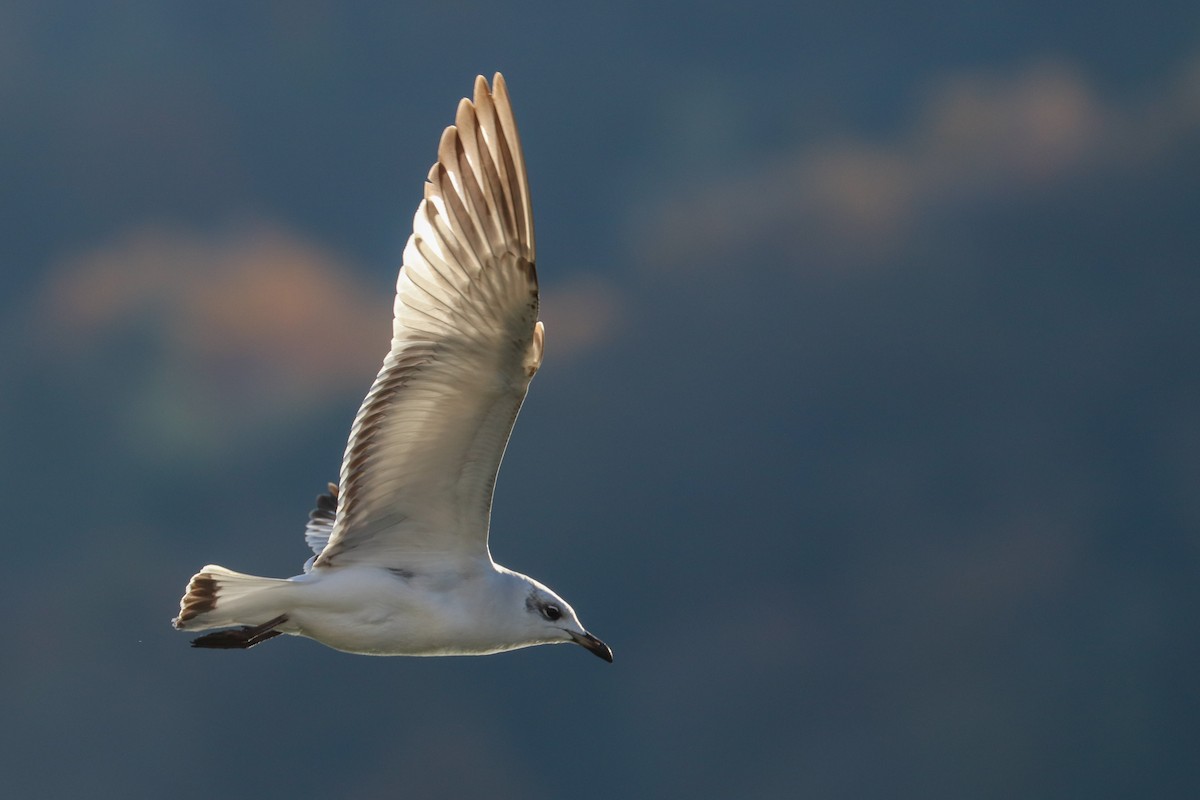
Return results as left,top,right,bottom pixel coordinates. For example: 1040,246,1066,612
542,604,562,621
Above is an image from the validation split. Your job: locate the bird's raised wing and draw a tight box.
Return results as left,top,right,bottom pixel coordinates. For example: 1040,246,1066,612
313,73,541,571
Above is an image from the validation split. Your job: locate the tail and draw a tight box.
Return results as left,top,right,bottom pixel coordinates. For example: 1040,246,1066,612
172,564,292,632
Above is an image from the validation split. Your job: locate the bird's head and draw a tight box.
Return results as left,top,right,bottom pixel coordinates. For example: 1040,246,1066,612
518,579,613,663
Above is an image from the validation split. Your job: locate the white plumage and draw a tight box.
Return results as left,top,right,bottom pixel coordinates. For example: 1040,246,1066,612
172,74,611,663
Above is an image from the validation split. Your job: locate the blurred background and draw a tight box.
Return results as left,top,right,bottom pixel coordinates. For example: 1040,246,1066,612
2,2,1198,798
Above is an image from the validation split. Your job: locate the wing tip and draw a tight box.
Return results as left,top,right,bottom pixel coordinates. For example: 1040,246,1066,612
491,72,510,106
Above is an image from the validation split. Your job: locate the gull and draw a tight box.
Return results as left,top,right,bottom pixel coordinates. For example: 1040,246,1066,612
172,74,611,663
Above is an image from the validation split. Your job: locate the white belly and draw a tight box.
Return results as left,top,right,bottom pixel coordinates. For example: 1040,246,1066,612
282,565,515,657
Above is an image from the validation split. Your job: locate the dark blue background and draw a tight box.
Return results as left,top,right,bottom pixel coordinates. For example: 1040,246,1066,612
3,3,1198,797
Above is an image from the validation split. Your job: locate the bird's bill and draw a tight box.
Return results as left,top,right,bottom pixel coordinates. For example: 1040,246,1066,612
570,630,613,662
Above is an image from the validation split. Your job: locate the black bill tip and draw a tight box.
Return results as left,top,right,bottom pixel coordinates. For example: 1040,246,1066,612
570,630,613,663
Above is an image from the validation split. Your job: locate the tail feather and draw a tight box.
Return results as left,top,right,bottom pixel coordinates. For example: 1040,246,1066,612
173,565,291,631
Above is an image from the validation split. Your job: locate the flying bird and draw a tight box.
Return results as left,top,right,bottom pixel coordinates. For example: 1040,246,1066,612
172,73,611,663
